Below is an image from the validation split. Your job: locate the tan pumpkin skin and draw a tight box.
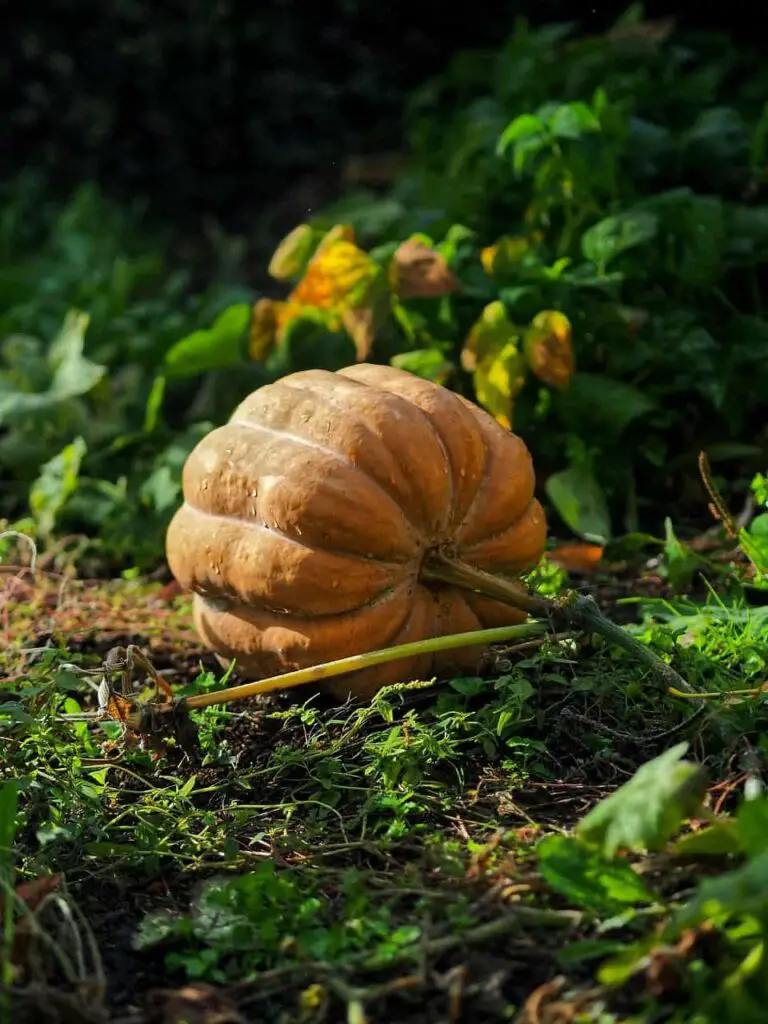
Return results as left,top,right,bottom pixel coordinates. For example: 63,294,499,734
165,363,547,699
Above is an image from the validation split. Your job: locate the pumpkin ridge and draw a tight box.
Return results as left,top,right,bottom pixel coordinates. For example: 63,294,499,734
452,435,491,540
226,417,417,549
458,498,542,554
360,378,457,539
278,378,450,534
179,502,414,568
197,578,414,621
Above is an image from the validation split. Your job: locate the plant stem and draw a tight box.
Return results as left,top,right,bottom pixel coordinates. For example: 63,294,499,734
422,554,697,697
181,620,548,710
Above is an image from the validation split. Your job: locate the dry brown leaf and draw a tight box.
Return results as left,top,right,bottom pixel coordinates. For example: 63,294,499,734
390,239,459,300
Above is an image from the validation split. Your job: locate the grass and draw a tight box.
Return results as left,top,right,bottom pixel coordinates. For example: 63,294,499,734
3,532,768,1023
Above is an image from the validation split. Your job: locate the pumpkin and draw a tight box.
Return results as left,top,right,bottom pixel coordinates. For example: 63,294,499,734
165,363,547,699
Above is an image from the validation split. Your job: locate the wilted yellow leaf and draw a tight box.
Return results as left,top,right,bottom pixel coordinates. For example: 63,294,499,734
314,223,356,254
461,301,518,372
462,301,526,428
289,238,378,312
249,298,280,361
390,238,459,299
523,310,575,390
249,298,306,361
268,224,317,281
474,342,526,430
480,235,532,277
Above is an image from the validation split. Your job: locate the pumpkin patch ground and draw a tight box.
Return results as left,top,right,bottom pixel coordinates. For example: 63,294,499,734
3,512,768,1023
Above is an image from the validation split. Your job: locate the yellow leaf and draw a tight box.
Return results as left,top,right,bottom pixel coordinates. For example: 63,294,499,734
462,302,526,428
480,235,532,277
289,238,377,312
268,224,317,281
461,300,518,372
249,298,280,361
390,238,459,299
249,298,310,361
341,274,392,361
473,342,526,430
314,223,356,254
523,310,575,390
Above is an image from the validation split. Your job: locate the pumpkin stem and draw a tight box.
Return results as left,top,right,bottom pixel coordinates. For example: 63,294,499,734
421,554,698,698
181,620,548,710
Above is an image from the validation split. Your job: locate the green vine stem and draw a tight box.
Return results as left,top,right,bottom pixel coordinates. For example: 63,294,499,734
421,554,697,697
182,620,548,710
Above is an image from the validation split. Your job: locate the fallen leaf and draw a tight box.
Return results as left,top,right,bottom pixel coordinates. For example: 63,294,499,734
0,873,61,918
523,310,575,390
547,542,604,574
390,238,459,299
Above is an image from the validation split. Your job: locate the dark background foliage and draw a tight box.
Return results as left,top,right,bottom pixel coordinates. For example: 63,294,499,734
3,1,749,227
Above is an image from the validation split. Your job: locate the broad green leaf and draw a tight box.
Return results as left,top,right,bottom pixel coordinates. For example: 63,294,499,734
581,210,658,270
672,821,742,858
29,436,87,537
556,373,655,435
674,850,768,929
735,796,768,858
545,465,611,543
576,743,709,857
164,303,250,379
549,102,601,139
390,349,453,384
497,114,546,155
682,107,749,165
538,834,657,912
279,312,356,373
0,311,106,424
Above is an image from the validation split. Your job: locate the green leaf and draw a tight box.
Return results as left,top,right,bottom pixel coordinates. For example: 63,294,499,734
0,311,106,424
164,303,250,379
735,796,768,858
576,743,709,857
497,114,546,155
581,210,659,270
278,311,357,373
674,850,768,929
663,517,701,591
390,349,453,384
29,436,87,537
556,373,655,435
538,835,657,912
545,465,611,543
0,779,19,882
557,937,632,966
672,821,742,858
549,102,601,140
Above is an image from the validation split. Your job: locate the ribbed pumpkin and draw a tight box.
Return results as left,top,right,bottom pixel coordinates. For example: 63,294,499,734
165,363,547,699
